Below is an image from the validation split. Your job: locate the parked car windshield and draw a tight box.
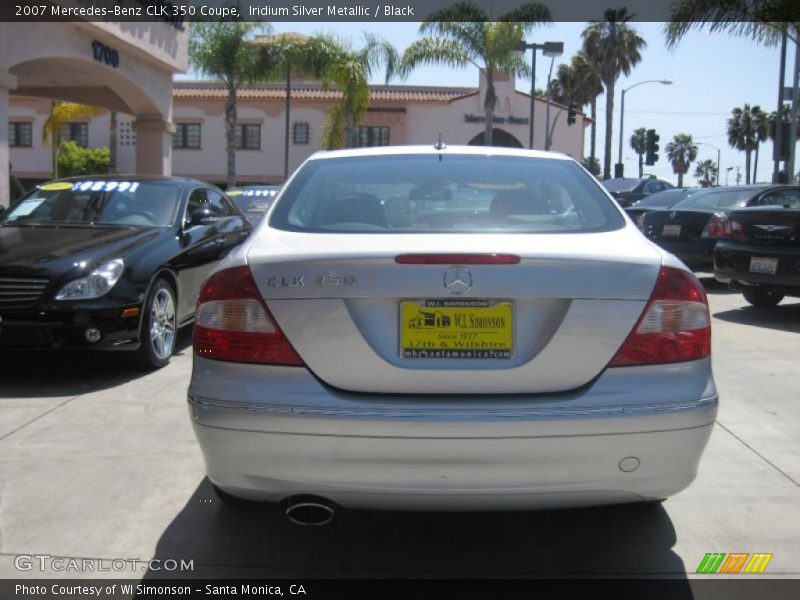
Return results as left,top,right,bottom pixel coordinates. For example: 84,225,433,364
601,178,641,193
632,189,692,208
228,186,280,214
1,180,180,227
271,154,625,233
671,188,755,210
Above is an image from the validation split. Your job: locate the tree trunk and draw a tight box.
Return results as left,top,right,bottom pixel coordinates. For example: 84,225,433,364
483,72,495,147
603,80,614,179
753,142,759,184
677,171,684,187
745,149,752,185
109,111,118,173
590,97,597,162
225,82,237,188
638,152,643,178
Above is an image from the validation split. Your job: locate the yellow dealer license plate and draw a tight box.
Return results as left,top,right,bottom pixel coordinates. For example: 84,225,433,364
400,299,513,359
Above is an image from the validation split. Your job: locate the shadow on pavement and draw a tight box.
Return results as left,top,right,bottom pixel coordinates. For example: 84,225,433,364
713,302,800,334
0,326,193,398
143,477,692,585
697,276,738,296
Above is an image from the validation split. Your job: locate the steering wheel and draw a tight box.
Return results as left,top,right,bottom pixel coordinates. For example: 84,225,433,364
126,209,160,224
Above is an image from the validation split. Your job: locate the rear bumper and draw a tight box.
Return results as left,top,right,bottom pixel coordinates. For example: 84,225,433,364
650,239,716,270
714,241,800,291
188,357,718,510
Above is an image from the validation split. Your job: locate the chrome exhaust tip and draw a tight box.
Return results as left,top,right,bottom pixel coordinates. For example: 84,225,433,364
285,496,335,526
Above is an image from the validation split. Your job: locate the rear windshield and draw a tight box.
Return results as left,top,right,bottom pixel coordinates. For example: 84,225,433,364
1,180,180,227
270,154,624,233
672,189,754,210
633,190,690,208
602,179,640,193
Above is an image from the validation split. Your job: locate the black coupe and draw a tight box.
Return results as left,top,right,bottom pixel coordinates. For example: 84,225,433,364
714,190,800,306
0,176,251,367
640,185,800,271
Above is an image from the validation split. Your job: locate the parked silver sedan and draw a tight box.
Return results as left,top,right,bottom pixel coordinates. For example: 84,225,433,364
188,145,717,522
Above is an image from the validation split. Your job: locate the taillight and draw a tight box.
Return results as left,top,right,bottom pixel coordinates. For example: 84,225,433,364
719,217,745,241
194,266,304,365
609,267,710,367
701,213,728,238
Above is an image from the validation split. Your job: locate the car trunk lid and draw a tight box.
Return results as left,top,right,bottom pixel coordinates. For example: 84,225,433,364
245,229,662,394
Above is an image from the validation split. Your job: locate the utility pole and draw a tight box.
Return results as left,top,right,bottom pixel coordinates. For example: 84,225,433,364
787,37,800,184
773,30,788,183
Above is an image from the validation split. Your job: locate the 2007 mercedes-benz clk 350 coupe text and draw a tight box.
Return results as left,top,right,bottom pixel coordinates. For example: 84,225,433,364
188,146,718,515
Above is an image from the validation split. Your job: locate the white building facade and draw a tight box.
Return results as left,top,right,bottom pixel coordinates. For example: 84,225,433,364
1,17,187,206
8,68,589,191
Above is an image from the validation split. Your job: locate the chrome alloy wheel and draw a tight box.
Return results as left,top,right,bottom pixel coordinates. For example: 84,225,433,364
149,287,176,360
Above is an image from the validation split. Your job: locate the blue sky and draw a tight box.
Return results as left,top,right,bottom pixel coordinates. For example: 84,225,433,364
183,21,792,185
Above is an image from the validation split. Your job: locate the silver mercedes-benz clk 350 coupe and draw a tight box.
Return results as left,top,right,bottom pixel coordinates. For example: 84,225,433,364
188,145,717,520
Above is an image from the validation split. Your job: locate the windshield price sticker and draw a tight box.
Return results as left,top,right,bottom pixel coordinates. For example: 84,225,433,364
70,181,140,193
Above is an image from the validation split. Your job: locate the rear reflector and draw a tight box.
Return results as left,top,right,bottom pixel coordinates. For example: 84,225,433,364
395,254,520,265
609,267,711,367
194,266,304,366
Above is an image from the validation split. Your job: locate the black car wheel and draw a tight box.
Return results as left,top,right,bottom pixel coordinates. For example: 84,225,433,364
742,286,784,308
137,278,177,369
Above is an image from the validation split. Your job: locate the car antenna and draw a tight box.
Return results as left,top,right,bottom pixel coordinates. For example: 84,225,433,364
434,132,446,151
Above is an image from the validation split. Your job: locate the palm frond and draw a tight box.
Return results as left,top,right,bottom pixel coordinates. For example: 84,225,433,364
498,2,552,30
42,102,104,146
399,38,476,78
664,0,799,48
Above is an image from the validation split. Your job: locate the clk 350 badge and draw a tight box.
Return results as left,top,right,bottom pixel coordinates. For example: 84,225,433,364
266,275,357,287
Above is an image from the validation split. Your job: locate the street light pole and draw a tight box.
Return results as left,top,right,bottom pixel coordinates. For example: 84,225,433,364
518,41,563,150
616,79,673,177
529,48,536,149
544,56,556,150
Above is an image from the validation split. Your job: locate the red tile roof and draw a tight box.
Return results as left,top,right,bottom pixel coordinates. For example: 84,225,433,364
173,82,477,104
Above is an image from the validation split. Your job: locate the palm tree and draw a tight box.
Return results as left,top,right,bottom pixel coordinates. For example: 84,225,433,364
582,8,647,180
727,104,763,185
751,106,768,183
308,34,399,150
767,105,800,172
664,2,800,47
400,1,551,146
694,159,718,187
581,156,601,176
666,133,698,187
570,52,603,165
189,22,268,187
550,53,603,160
629,127,647,178
42,102,104,179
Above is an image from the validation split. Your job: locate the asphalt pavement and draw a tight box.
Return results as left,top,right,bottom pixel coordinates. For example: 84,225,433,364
0,278,798,579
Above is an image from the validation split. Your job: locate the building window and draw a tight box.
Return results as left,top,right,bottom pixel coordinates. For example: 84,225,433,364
348,126,390,148
9,122,33,147
235,124,261,150
59,122,89,147
173,123,201,149
293,122,310,144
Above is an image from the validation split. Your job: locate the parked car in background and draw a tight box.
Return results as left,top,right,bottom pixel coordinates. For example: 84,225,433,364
714,192,800,306
602,177,674,207
189,145,717,519
227,185,281,226
641,185,800,272
625,188,694,227
0,176,251,367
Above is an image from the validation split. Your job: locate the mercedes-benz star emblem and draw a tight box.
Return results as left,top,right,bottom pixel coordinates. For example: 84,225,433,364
669,211,677,219
443,265,472,295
